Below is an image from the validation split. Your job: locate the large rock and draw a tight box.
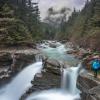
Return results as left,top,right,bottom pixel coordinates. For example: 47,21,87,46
20,57,62,100
89,85,100,99
49,43,57,48
10,52,36,72
45,59,61,75
77,72,100,100
0,52,12,67
66,49,78,54
0,52,12,86
32,71,61,91
20,69,61,100
65,42,74,48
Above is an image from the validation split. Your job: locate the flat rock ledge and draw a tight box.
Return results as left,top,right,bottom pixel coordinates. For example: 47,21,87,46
77,72,100,100
0,49,40,86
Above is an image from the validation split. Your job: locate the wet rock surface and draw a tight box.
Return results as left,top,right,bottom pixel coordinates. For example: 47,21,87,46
33,71,60,91
20,70,61,100
0,49,40,86
0,52,12,67
77,72,100,100
20,58,62,100
45,59,61,75
49,43,57,48
0,52,12,86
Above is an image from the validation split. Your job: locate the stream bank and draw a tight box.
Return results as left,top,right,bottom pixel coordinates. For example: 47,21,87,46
77,72,100,100
0,41,100,100
0,49,40,86
20,58,62,100
20,41,80,100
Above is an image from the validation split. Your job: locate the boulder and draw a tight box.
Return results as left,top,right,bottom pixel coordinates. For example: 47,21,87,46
33,71,61,90
77,72,100,100
10,52,36,72
0,52,12,67
66,50,78,54
60,40,67,43
20,70,61,100
49,43,57,48
0,52,12,86
88,85,100,100
45,59,61,75
65,42,74,48
20,57,62,100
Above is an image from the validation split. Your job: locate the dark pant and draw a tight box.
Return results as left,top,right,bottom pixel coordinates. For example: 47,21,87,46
92,69,98,78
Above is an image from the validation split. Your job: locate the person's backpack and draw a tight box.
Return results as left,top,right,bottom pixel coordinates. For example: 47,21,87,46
92,60,100,70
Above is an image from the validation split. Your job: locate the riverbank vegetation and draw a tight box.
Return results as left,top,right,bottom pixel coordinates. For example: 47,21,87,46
43,0,100,51
0,0,100,51
66,0,100,51
0,0,42,47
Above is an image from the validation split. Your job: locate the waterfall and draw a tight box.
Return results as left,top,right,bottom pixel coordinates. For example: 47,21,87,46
0,41,81,100
61,63,82,94
26,63,81,100
0,62,42,100
26,42,81,100
35,54,42,62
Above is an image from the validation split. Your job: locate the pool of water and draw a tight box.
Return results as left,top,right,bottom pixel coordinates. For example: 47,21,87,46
41,43,79,66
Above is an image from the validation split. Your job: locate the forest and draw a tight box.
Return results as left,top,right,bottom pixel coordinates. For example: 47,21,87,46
0,0,42,47
0,0,100,50
42,0,100,51
0,0,100,100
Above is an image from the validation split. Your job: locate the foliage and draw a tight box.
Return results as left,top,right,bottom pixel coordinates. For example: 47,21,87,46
64,0,100,51
0,0,42,46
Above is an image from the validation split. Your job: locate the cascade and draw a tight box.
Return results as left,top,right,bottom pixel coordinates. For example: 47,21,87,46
0,62,42,100
26,63,81,100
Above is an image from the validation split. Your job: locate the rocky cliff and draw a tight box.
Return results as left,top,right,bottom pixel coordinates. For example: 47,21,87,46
77,72,100,100
0,49,40,86
20,58,62,100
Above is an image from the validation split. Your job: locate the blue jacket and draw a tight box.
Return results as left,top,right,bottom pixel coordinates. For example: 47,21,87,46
92,60,100,70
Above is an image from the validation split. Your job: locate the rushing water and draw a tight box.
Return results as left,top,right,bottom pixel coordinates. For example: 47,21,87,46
0,41,81,100
0,62,42,100
39,42,78,66
26,90,80,100
26,63,81,100
26,42,81,100
61,63,81,94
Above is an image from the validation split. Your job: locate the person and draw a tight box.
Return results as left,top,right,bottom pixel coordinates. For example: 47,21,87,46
82,53,93,70
91,55,100,78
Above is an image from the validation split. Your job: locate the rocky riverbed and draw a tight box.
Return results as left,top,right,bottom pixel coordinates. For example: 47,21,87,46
0,41,100,100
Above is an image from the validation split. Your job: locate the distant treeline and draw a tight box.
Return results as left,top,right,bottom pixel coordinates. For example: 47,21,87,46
0,0,100,50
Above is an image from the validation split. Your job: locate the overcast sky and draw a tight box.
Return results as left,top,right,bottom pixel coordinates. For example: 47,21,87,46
34,0,88,20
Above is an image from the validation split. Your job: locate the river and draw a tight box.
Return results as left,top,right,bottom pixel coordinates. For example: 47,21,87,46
0,41,81,100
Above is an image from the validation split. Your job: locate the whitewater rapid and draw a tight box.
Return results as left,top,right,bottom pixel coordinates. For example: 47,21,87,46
0,62,42,100
0,41,81,100
26,90,80,100
26,63,81,100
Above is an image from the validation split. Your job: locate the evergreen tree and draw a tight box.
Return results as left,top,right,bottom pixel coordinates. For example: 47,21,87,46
65,0,100,50
0,4,32,46
0,0,42,47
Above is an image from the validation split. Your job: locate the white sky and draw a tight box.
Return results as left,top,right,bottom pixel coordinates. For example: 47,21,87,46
33,0,88,20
